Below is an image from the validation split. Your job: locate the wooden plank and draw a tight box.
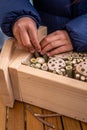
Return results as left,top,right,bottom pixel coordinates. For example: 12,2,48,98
8,101,24,130
16,64,87,122
62,116,81,130
56,116,63,130
26,104,44,130
8,50,28,101
0,97,6,130
81,122,87,130
43,110,62,130
0,38,14,107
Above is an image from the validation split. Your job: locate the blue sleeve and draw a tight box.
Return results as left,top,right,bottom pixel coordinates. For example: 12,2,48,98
66,14,87,52
0,0,41,37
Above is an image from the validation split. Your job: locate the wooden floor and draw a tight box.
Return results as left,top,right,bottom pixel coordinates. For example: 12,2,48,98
0,100,87,130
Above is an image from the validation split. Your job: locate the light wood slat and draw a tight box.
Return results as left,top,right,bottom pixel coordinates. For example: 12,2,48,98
81,122,87,130
26,104,44,130
0,98,6,130
8,101,24,130
8,49,29,101
0,39,14,107
56,116,63,130
62,116,81,130
43,110,62,130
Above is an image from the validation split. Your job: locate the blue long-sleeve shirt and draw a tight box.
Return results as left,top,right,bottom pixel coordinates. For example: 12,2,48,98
0,0,87,52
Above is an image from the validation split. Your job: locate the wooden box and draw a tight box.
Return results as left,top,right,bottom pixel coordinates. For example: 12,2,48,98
0,26,87,123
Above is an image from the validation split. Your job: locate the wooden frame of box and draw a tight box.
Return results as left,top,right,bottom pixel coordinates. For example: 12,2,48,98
0,26,87,122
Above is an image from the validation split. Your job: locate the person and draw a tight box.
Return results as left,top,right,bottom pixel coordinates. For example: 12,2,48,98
0,0,87,56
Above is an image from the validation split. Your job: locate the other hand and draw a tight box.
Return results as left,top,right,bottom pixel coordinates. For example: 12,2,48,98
40,30,73,56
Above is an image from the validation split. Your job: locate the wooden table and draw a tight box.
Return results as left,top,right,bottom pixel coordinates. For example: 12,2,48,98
0,99,87,130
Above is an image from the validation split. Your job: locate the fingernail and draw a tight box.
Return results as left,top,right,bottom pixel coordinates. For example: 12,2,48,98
47,53,50,57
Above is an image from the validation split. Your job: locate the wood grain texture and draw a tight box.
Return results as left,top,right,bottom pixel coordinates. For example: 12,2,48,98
16,64,87,122
0,38,14,107
8,50,29,101
62,116,81,130
43,110,62,130
0,99,87,130
26,104,44,130
81,122,87,130
8,101,24,130
0,97,6,130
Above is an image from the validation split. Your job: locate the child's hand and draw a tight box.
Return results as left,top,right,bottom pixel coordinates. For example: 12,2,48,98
12,17,41,53
40,30,73,56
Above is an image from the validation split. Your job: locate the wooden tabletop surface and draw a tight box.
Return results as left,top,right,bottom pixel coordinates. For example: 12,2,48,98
0,99,87,130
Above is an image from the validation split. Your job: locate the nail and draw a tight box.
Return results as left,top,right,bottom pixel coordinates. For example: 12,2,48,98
47,53,50,57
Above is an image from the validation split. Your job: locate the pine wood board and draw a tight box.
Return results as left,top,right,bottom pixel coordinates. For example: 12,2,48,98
8,50,28,101
43,110,62,130
7,101,24,130
0,97,6,130
0,38,14,107
26,104,44,130
81,122,87,130
62,116,81,130
0,99,87,130
14,63,87,122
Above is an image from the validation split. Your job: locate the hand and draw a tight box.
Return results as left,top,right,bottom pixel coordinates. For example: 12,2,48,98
40,30,73,56
12,17,41,53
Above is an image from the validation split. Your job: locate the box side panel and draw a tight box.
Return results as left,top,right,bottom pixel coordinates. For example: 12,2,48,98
8,50,30,101
0,69,14,107
17,66,87,122
9,68,22,101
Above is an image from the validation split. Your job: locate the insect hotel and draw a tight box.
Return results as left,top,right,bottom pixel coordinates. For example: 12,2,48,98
0,26,87,123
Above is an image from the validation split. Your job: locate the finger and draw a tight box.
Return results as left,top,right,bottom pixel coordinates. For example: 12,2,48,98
40,34,59,49
19,27,35,53
28,25,41,52
15,32,32,52
41,40,66,54
13,28,23,47
47,44,73,57
40,31,64,49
